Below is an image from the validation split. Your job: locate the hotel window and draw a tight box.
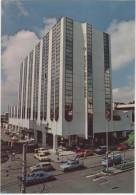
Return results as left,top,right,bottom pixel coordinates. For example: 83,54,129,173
18,62,23,118
103,33,111,121
33,42,40,120
55,21,61,121
50,20,61,121
22,57,28,119
65,18,73,121
87,24,93,137
27,50,33,119
40,33,49,121
50,25,56,121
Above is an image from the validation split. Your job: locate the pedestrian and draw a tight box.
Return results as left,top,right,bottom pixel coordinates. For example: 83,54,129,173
11,152,15,161
8,141,10,147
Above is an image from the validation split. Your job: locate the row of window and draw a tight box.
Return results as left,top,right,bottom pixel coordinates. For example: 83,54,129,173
40,33,49,120
27,51,33,119
22,57,28,119
87,24,93,137
33,42,40,120
18,63,23,118
65,18,73,121
103,33,111,121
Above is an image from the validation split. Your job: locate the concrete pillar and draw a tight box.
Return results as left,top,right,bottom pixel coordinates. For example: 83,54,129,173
68,136,71,146
122,131,126,137
113,132,117,138
42,131,46,147
53,135,58,151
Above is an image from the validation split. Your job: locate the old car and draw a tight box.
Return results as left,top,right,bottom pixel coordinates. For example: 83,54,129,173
18,171,53,186
101,153,122,166
11,136,19,141
34,147,50,155
116,144,128,151
34,153,51,162
94,146,107,154
77,149,94,157
60,160,84,172
30,162,53,172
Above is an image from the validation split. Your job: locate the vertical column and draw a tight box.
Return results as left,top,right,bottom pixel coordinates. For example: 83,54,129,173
53,135,58,151
42,131,46,147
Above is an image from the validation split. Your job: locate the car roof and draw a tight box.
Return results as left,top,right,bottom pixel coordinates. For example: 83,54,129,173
37,162,51,165
39,152,46,155
100,146,107,148
33,170,46,174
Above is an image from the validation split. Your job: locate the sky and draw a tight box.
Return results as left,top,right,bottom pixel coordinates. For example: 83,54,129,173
1,0,135,113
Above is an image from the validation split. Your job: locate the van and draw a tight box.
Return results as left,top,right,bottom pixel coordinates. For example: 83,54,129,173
101,153,122,166
30,162,53,172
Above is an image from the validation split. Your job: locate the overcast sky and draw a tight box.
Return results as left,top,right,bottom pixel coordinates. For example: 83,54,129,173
1,0,135,113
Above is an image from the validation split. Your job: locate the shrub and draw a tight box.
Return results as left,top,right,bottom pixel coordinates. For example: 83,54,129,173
116,162,134,170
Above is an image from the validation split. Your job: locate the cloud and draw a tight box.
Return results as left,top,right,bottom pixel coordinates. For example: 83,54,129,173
1,30,39,113
112,75,134,103
1,16,58,113
107,20,135,70
39,17,57,38
16,2,29,17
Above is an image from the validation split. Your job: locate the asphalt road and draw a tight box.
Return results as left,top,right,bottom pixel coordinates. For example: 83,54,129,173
1,127,135,193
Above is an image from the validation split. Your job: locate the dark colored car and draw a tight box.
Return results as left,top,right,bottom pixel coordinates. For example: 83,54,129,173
94,146,107,154
18,171,54,186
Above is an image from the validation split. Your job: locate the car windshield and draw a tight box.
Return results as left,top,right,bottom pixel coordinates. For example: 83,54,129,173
40,154,46,157
36,164,40,167
40,148,45,151
29,173,35,177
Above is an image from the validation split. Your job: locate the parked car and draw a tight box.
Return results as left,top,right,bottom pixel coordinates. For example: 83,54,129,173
77,149,94,157
60,160,84,172
94,146,107,154
34,147,50,155
116,144,128,151
27,141,38,152
101,153,122,166
11,136,19,141
34,153,51,162
30,162,53,172
18,171,54,186
9,132,16,137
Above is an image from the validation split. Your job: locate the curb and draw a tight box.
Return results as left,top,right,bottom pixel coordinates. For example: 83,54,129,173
113,167,134,175
101,167,134,176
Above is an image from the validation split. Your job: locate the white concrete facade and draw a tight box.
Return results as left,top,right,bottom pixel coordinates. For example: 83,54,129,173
9,17,133,150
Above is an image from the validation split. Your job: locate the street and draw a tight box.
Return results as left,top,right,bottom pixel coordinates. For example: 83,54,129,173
1,127,134,193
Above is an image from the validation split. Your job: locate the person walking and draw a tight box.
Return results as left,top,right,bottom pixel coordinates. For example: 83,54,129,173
11,152,15,161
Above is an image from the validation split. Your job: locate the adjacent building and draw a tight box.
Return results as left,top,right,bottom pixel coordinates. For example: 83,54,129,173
8,17,133,150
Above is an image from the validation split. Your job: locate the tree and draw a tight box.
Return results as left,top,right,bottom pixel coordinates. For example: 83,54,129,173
125,131,134,147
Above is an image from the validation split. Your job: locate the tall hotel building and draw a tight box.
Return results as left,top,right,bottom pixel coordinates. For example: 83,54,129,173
9,17,113,150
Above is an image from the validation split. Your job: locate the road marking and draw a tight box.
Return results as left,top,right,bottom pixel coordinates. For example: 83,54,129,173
100,180,109,185
93,176,107,181
86,173,101,178
86,174,95,178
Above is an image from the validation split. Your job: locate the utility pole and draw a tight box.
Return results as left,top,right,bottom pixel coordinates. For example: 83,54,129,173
21,143,27,193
